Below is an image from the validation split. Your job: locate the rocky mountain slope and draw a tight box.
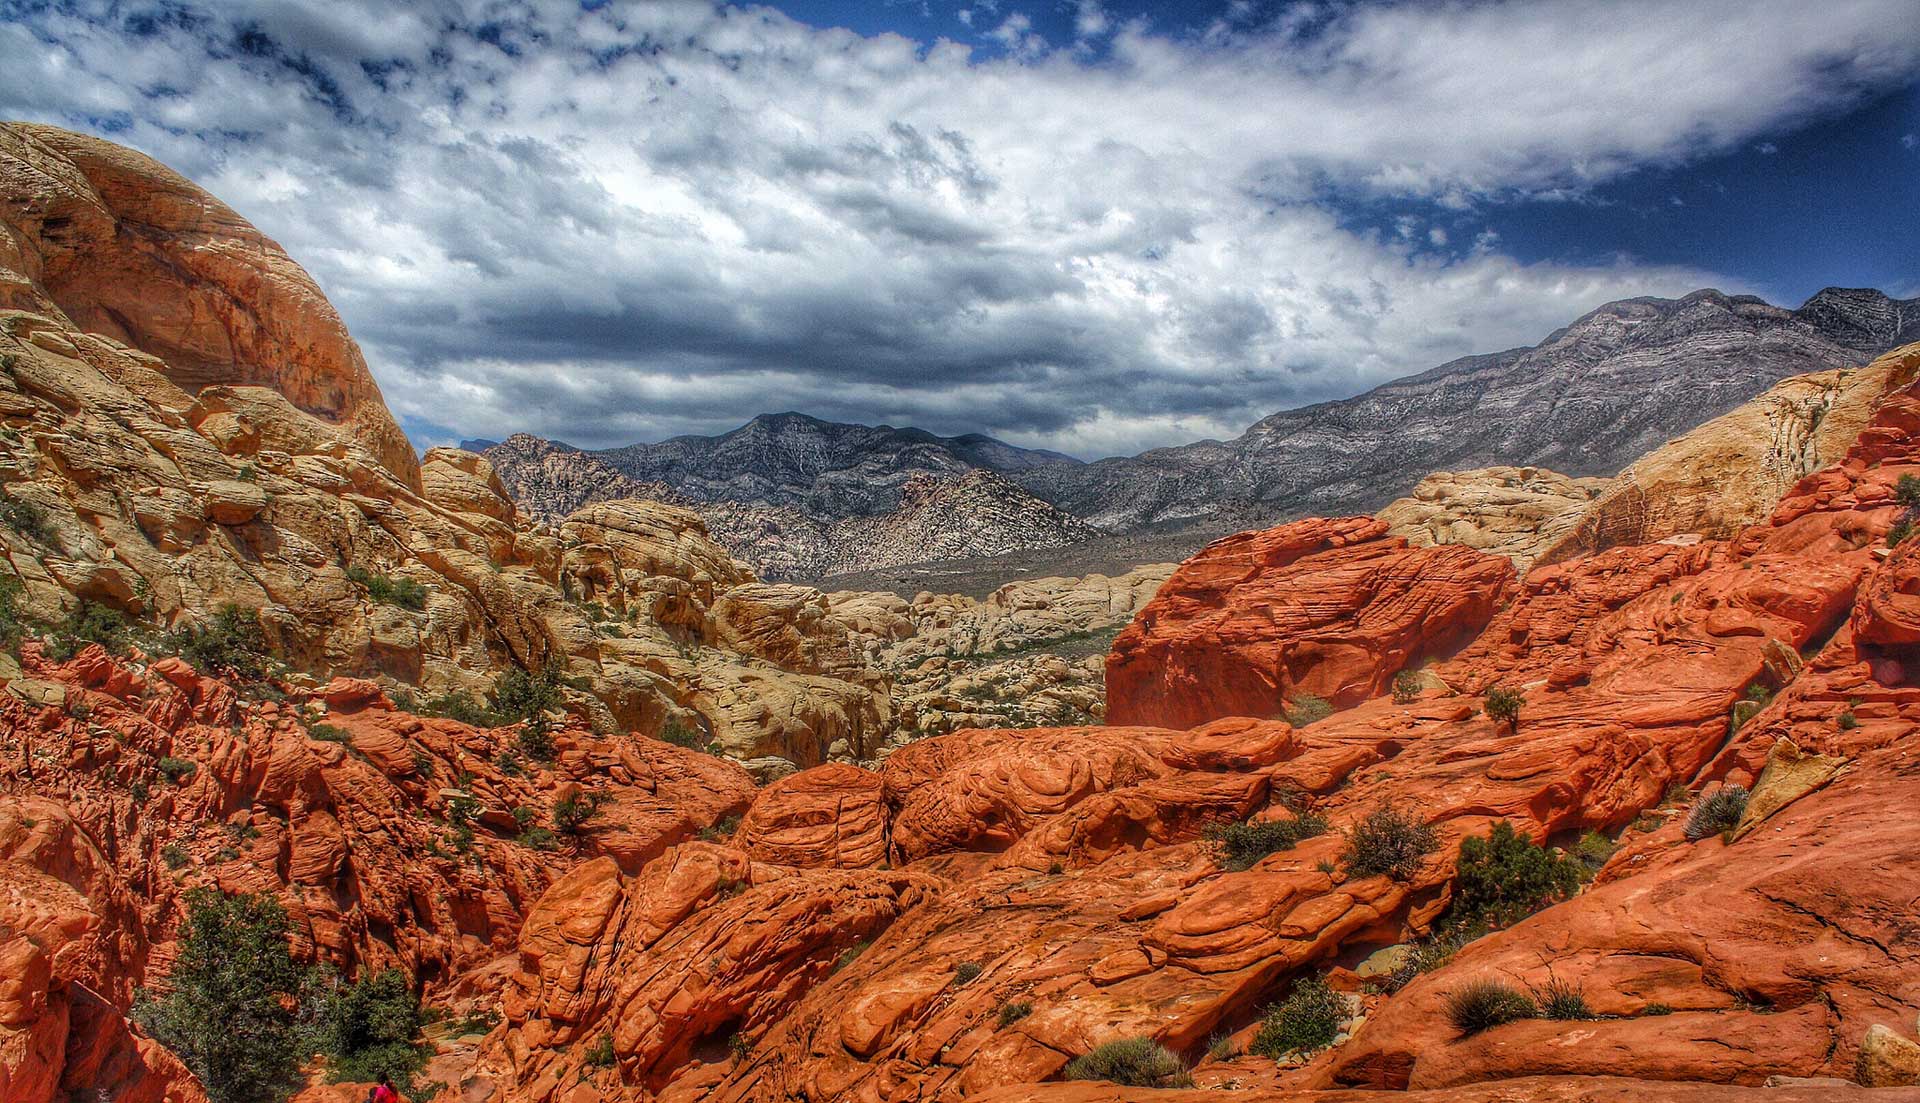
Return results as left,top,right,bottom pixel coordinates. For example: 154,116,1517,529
1023,287,1920,530
489,289,1920,578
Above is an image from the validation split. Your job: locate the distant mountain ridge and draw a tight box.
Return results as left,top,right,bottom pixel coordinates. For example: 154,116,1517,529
483,286,1920,578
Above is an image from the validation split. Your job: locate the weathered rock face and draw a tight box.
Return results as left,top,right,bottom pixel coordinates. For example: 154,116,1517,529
0,646,757,1098
829,563,1175,741
0,122,417,487
462,348,1920,1103
1541,343,1920,563
1377,466,1606,569
1106,518,1515,728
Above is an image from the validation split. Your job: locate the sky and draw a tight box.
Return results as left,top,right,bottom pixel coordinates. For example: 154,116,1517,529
2,1,1917,459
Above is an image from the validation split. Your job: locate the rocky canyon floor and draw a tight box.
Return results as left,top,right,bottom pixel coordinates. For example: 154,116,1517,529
1,120,1920,1103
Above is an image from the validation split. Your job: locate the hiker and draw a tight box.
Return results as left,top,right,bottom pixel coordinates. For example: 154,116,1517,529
368,1074,400,1103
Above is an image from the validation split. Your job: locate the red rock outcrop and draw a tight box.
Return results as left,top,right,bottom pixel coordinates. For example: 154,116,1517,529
0,122,418,487
1106,518,1516,728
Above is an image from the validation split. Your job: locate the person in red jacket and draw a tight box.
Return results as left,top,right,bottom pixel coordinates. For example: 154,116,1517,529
368,1074,400,1103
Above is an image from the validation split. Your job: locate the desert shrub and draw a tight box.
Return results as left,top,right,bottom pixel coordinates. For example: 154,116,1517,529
1373,927,1478,994
1886,519,1913,547
1341,805,1439,881
162,843,190,870
1683,784,1748,841
42,600,131,660
1285,693,1333,726
417,690,494,726
1392,669,1423,703
314,969,429,1090
1898,474,1920,509
1445,979,1538,1036
584,1033,615,1067
1444,821,1587,932
660,717,713,752
553,790,608,836
493,663,563,724
1248,974,1347,1058
1530,976,1595,1021
345,566,427,611
1483,685,1524,730
698,814,741,843
516,826,558,851
953,961,983,985
996,1000,1032,1028
514,714,556,762
305,723,351,744
1571,830,1617,874
1838,711,1859,730
133,890,312,1103
1643,1002,1674,1016
167,605,269,680
0,574,25,650
1205,812,1329,871
1062,1037,1194,1088
1,493,55,544
1207,1034,1237,1060
130,779,150,804
158,756,197,783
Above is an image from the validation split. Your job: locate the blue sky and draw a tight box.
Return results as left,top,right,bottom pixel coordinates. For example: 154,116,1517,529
2,0,1917,457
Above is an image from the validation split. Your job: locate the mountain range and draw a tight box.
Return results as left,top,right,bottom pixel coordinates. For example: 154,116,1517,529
486,287,1920,579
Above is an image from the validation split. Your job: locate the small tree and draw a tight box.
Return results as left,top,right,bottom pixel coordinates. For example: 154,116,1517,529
134,890,311,1103
1204,812,1329,872
168,604,270,680
1392,669,1423,704
1483,685,1523,731
1445,821,1587,932
1341,805,1439,881
313,969,429,1089
553,790,609,836
1248,973,1347,1058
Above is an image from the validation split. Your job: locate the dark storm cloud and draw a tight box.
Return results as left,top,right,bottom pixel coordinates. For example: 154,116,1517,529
2,0,1918,456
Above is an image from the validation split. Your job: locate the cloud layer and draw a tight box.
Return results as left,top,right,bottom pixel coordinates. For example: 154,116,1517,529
4,0,1917,456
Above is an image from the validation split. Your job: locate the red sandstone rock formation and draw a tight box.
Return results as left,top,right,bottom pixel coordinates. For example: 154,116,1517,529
1105,518,1516,727
0,123,418,487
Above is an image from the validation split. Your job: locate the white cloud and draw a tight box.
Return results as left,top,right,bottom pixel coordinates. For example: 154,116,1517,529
0,0,1914,456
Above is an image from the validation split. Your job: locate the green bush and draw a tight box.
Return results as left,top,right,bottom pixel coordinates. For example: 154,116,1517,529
1248,974,1347,1058
515,714,556,762
1898,474,1920,509
42,600,131,660
996,1000,1032,1028
1683,784,1748,841
1340,805,1439,881
345,566,428,611
1838,711,1859,730
158,756,198,783
1285,693,1333,726
553,790,608,836
584,1033,615,1067
1570,831,1617,875
1205,812,1329,872
314,969,429,1090
1,493,55,545
516,826,558,851
0,575,25,650
1444,979,1538,1036
493,663,563,724
1444,821,1587,932
953,961,983,985
162,843,190,870
660,717,714,752
305,723,351,744
1885,519,1912,548
1483,685,1523,730
167,605,270,680
1062,1037,1194,1088
133,890,312,1103
1392,669,1423,704
1374,927,1476,994
1643,1002,1674,1016
1530,976,1595,1021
